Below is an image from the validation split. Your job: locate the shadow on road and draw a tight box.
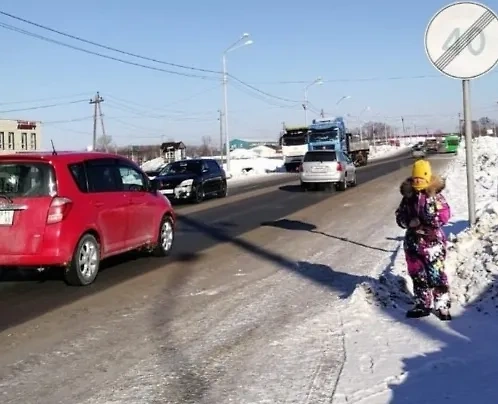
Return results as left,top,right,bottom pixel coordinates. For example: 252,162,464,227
261,219,395,253
177,215,372,300
278,184,304,193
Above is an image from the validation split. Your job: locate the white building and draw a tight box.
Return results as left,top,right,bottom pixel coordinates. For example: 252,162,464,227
0,119,41,152
160,141,186,163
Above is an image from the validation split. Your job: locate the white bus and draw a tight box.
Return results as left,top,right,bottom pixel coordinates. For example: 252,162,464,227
280,126,309,171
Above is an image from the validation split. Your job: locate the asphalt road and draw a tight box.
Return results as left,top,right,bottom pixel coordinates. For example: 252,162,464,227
0,150,413,332
0,152,453,404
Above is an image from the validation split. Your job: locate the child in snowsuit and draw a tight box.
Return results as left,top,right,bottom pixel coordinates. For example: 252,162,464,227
395,159,452,320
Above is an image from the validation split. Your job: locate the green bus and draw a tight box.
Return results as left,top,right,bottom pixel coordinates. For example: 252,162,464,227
439,134,460,153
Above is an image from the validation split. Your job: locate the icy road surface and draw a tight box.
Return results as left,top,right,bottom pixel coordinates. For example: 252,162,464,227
0,156,449,404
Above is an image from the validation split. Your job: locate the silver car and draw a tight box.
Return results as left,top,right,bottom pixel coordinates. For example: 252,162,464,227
299,150,357,191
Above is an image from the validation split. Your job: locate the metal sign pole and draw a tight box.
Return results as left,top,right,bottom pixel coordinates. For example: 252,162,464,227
462,79,476,225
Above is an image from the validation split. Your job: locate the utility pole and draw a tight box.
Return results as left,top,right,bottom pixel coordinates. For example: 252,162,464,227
97,100,107,152
90,92,104,150
218,109,224,163
320,109,325,118
401,116,406,145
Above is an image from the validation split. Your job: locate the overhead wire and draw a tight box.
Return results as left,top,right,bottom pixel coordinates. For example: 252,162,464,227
0,11,301,103
106,84,221,112
0,21,218,81
0,10,221,75
0,98,88,113
249,71,498,84
0,92,93,106
229,80,301,109
43,116,94,125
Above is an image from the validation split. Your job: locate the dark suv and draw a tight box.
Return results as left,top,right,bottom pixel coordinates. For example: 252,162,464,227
152,158,227,203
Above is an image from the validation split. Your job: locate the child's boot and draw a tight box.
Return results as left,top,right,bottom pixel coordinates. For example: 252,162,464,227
406,303,431,318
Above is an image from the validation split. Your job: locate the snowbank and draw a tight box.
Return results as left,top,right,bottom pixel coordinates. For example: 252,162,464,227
333,136,498,403
140,153,287,185
229,148,259,159
369,144,407,160
140,157,167,172
224,157,285,183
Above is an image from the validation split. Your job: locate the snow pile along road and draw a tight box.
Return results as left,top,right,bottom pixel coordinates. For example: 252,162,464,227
369,144,408,160
140,157,166,173
224,157,285,182
333,136,498,404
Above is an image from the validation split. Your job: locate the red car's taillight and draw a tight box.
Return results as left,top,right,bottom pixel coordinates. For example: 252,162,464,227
46,197,73,224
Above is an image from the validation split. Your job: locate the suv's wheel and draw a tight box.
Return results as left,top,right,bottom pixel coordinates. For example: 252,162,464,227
217,181,228,198
335,177,347,191
350,173,358,187
153,215,174,257
193,184,204,203
64,234,100,286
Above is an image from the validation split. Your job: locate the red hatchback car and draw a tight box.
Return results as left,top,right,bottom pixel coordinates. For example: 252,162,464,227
0,151,176,286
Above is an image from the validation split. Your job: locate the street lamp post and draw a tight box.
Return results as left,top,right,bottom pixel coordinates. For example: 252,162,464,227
222,33,253,174
303,77,322,126
336,95,351,105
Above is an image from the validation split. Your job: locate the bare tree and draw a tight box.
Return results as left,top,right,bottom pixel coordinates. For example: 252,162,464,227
199,136,212,156
459,116,497,137
361,121,395,143
96,134,115,152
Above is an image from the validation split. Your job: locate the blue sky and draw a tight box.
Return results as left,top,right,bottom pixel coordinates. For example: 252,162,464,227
0,0,497,149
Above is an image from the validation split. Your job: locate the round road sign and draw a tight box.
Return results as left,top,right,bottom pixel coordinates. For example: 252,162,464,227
425,1,498,79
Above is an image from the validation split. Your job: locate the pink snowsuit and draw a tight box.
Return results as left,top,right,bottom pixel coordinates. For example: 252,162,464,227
395,176,451,310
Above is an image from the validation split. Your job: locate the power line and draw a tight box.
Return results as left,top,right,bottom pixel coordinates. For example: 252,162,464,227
0,12,300,103
0,92,93,106
0,10,222,75
0,21,218,81
249,71,498,84
43,116,94,124
0,99,88,113
106,85,221,111
229,81,300,109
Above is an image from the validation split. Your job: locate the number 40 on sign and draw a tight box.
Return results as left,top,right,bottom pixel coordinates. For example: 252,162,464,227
443,27,485,56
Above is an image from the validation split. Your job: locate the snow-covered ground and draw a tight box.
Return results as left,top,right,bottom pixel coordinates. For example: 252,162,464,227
140,157,168,173
369,144,408,160
333,136,498,403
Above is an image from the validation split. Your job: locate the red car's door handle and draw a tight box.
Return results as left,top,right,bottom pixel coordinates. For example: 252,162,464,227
94,202,104,208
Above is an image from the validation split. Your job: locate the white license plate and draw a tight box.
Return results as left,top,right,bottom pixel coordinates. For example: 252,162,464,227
311,166,327,173
0,210,14,225
160,189,174,195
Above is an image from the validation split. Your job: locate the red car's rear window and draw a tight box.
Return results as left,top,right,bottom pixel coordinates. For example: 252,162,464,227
0,162,57,198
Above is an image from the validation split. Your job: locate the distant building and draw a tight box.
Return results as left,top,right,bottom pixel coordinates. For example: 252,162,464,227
160,141,186,162
0,119,41,152
229,138,279,151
